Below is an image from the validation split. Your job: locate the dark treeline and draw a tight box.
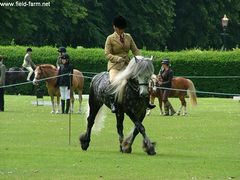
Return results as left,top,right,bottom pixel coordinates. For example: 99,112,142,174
0,0,239,50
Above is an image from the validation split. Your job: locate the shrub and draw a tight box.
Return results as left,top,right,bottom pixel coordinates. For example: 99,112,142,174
1,45,240,97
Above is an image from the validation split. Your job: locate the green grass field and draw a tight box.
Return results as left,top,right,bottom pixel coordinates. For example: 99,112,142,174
0,95,240,179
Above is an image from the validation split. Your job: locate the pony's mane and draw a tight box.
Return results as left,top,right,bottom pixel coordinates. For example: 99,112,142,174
111,56,154,102
39,64,56,70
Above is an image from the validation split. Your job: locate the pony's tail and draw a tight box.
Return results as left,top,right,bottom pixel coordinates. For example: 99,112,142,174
187,79,197,106
85,105,105,133
114,79,128,103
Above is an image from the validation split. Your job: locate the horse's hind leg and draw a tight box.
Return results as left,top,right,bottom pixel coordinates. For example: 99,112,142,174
79,90,102,150
77,90,83,113
70,91,74,113
158,97,164,115
50,96,55,114
179,95,187,116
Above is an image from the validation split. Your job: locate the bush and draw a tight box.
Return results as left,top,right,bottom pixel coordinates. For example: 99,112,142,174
1,45,240,97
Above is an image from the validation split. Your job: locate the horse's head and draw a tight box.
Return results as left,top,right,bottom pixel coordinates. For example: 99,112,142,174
133,56,154,97
112,56,154,102
149,74,162,93
33,65,43,85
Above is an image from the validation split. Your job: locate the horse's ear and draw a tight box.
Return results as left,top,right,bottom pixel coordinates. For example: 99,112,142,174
134,56,139,63
150,56,153,61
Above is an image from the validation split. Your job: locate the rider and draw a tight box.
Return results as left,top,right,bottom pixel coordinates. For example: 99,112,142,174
158,59,176,116
56,46,67,69
56,53,73,114
22,47,36,81
105,15,155,113
0,55,6,112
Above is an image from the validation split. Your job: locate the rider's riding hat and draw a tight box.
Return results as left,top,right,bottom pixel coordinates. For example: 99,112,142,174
58,47,66,53
26,47,32,52
113,16,127,29
161,59,170,65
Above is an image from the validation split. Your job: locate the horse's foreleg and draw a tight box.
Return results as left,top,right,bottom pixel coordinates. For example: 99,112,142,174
146,95,155,116
50,96,55,114
56,96,60,114
122,112,145,153
158,97,164,115
124,112,156,155
116,112,124,152
177,105,183,116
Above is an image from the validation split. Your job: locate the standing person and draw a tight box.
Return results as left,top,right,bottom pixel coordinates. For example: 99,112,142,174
0,55,6,112
56,54,73,114
22,47,36,81
158,59,176,116
105,15,155,112
56,46,67,69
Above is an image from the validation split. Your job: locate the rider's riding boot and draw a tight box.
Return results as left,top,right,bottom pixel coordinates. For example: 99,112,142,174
163,101,169,116
168,102,176,116
65,99,70,114
61,100,65,114
147,103,156,110
110,95,117,113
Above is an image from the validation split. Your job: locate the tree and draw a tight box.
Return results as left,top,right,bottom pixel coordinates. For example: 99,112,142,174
167,0,240,50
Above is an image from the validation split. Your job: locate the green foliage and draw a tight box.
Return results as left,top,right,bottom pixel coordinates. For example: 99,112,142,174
0,96,240,179
0,1,239,50
1,46,240,96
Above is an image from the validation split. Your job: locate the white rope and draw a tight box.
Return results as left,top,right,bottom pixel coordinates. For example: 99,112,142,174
177,76,240,79
1,72,240,97
154,86,240,97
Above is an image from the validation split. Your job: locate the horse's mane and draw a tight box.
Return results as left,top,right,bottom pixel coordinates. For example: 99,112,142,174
111,56,154,102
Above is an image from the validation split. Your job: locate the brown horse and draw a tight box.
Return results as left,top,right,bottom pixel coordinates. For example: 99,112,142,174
33,64,84,114
147,74,197,116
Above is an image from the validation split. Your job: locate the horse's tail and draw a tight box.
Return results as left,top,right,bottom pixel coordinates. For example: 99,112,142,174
85,104,105,133
187,79,197,106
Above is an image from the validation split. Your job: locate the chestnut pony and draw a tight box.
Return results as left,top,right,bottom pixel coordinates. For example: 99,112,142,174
33,64,84,113
147,74,197,116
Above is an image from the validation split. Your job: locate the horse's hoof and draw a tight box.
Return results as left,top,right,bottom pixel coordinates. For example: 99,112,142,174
143,141,156,155
55,111,60,114
121,141,132,153
122,146,132,153
119,145,123,153
79,134,89,151
51,111,55,114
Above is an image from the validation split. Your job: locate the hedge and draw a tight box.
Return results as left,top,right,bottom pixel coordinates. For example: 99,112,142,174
1,45,240,97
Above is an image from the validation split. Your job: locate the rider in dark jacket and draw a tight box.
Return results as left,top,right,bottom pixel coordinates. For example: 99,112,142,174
56,53,73,114
159,59,176,116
